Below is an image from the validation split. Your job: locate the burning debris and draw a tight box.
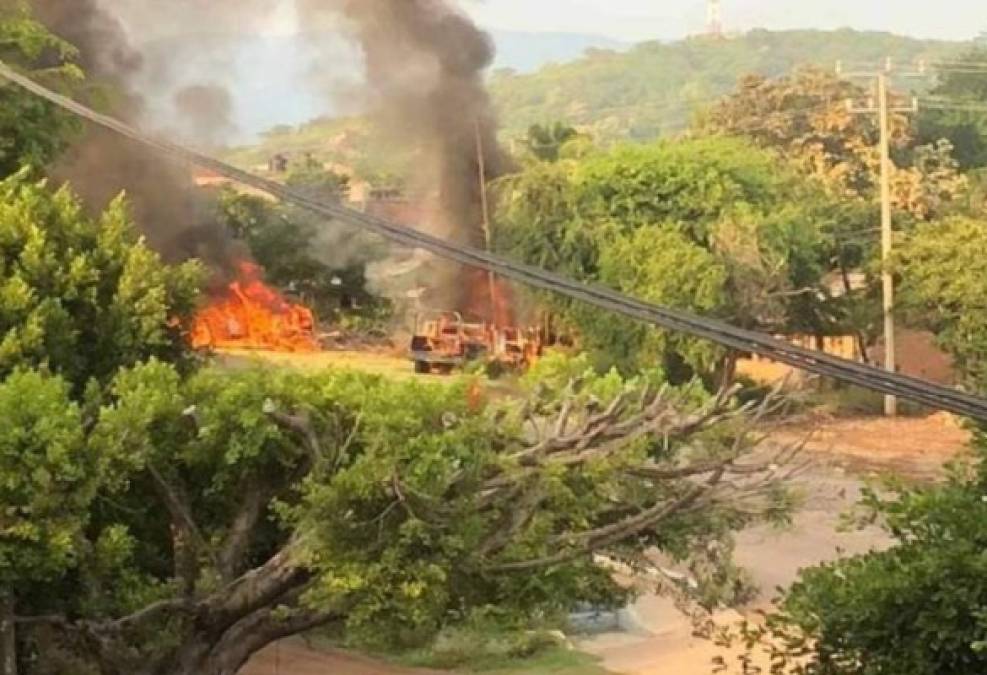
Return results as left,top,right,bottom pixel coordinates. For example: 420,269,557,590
409,311,543,375
191,262,318,353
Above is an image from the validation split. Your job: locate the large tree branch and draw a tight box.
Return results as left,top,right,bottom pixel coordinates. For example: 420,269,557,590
202,543,310,634
217,474,270,582
476,481,545,558
203,604,344,675
264,405,324,463
486,465,728,574
146,462,219,592
13,615,142,675
111,598,196,632
217,402,334,582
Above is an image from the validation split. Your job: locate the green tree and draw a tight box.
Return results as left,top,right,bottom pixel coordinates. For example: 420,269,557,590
895,216,987,388
521,122,582,162
10,355,793,675
0,1,82,177
731,442,987,675
700,66,969,222
0,176,201,673
496,137,835,380
0,370,100,673
919,47,987,170
698,68,879,198
0,174,202,390
284,161,351,202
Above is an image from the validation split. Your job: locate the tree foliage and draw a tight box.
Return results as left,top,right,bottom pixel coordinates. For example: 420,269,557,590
895,216,987,388
919,47,987,170
0,174,202,389
496,137,836,379
284,161,351,202
700,67,968,221
0,370,96,586
698,68,880,198
10,353,794,675
729,442,987,675
0,1,82,176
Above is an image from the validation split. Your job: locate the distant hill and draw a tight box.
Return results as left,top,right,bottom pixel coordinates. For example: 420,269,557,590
226,29,971,176
490,29,967,142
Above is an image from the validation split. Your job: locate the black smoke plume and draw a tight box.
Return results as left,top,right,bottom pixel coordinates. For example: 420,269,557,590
29,0,245,274
298,0,506,311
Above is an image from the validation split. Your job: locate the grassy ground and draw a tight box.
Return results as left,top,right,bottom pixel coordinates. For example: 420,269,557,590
298,629,614,675
215,348,425,380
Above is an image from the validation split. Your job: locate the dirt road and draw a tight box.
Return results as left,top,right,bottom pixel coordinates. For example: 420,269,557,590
241,640,443,675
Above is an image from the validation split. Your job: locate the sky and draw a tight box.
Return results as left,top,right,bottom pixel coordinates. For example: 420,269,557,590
460,0,987,43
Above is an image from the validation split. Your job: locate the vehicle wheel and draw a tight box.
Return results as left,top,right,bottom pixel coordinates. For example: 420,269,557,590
414,361,430,374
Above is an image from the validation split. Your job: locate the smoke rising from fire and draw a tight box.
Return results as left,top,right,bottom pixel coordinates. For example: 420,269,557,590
173,84,237,148
28,0,504,315
296,0,505,312
28,0,249,275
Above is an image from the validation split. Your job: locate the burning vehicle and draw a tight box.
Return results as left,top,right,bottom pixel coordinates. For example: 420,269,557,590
409,310,542,374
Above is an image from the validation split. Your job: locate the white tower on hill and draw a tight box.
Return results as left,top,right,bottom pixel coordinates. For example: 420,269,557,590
707,0,724,37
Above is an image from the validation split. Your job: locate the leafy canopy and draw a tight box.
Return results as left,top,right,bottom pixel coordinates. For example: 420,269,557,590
496,136,834,378
919,47,987,170
0,174,203,389
12,352,793,674
739,441,987,675
0,370,97,586
895,216,987,388
700,66,969,221
0,0,83,176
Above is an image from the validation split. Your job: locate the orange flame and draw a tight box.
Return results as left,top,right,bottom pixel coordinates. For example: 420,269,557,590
465,269,515,327
191,262,319,352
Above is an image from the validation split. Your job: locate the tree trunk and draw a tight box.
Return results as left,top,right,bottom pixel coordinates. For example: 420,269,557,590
716,350,739,390
0,592,16,675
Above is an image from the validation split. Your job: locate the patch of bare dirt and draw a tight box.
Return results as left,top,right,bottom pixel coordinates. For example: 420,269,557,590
774,412,973,481
240,640,443,675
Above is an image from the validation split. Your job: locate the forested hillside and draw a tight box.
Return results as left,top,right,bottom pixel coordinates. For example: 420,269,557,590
490,29,965,142
229,29,967,174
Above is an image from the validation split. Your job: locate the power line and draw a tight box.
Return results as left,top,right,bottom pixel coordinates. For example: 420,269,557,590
921,98,987,114
3,60,987,420
838,59,987,74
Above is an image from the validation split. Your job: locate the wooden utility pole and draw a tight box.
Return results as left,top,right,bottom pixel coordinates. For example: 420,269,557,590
841,59,920,417
877,72,897,417
474,119,499,322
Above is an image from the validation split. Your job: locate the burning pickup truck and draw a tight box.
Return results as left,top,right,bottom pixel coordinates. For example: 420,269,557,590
409,311,542,374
